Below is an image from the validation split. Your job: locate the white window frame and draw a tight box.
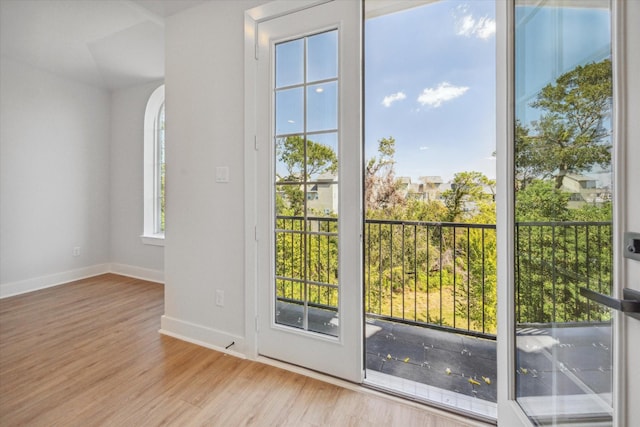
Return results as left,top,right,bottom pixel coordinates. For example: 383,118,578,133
142,84,165,246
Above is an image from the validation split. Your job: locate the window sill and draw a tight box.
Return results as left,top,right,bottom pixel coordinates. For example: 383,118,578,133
140,234,165,247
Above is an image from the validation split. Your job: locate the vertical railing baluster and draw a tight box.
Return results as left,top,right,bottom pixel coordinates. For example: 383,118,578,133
467,226,471,331
551,225,557,322
452,226,456,329
400,223,406,320
439,225,443,327
563,224,568,323
597,224,603,321
378,223,383,316
426,225,430,324
414,224,418,323
482,228,486,334
538,225,544,321
573,225,585,322
586,225,591,322
515,224,521,323
390,223,394,319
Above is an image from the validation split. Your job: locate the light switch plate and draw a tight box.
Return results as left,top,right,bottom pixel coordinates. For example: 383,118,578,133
215,166,229,183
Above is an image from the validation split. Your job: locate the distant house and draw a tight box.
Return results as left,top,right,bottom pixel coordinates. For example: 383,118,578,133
395,176,424,200
418,176,444,201
307,173,339,215
561,173,610,208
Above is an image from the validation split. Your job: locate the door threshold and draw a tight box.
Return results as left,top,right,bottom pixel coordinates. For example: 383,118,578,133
256,355,492,426
364,370,497,424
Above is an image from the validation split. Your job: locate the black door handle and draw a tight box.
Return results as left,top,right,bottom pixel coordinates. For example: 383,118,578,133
580,287,640,320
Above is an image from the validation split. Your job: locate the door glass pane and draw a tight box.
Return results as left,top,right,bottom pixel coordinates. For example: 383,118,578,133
307,31,338,82
276,136,305,182
274,30,339,338
306,132,338,182
275,88,304,135
514,1,613,424
276,38,304,88
307,82,338,132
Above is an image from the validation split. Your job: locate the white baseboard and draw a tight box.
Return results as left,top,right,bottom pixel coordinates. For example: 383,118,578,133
160,315,246,359
109,263,164,284
0,264,110,299
0,263,164,299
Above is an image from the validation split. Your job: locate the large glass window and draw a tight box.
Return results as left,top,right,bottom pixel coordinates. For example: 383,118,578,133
142,84,165,245
155,103,165,234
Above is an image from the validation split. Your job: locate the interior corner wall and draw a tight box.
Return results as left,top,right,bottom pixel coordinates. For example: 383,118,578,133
0,57,111,296
162,0,267,353
110,80,165,282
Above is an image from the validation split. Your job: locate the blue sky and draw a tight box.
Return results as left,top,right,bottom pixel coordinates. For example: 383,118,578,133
365,0,496,182
273,1,610,187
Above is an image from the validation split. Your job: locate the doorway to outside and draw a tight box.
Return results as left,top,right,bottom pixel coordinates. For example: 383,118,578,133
363,0,498,419
363,0,614,425
248,0,617,424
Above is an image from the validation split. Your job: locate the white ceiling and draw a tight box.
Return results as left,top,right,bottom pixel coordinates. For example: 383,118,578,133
0,0,207,90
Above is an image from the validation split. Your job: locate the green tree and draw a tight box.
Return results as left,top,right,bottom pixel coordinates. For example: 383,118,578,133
275,136,337,215
515,180,570,221
441,171,494,222
523,59,612,189
569,201,612,222
514,120,546,189
276,135,337,181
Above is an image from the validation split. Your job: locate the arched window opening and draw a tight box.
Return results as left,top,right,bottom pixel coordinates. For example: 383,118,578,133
142,84,165,245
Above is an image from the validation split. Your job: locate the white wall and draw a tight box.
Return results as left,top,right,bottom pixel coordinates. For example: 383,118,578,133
161,0,267,352
0,57,111,296
110,80,164,281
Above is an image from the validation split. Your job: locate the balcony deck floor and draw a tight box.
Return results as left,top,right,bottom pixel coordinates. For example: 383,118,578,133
365,318,497,402
276,301,612,419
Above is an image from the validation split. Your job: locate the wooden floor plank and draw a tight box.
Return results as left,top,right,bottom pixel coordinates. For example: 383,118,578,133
0,274,483,426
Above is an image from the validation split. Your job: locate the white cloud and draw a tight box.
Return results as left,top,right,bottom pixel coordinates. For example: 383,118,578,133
417,82,469,108
473,17,496,39
381,91,406,107
454,5,495,40
419,146,429,151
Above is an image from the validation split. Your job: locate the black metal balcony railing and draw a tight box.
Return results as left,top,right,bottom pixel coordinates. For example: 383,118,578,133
515,221,613,325
365,219,497,338
274,216,613,339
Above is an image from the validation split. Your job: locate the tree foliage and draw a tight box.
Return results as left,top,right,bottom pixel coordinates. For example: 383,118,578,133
441,171,495,222
518,59,612,188
276,135,337,181
514,120,545,189
515,180,570,222
275,136,337,216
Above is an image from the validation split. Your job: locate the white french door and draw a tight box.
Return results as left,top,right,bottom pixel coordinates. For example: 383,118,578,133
250,0,363,383
496,1,638,426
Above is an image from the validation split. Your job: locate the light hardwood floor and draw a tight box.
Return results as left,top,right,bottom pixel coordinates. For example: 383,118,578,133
0,274,485,426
